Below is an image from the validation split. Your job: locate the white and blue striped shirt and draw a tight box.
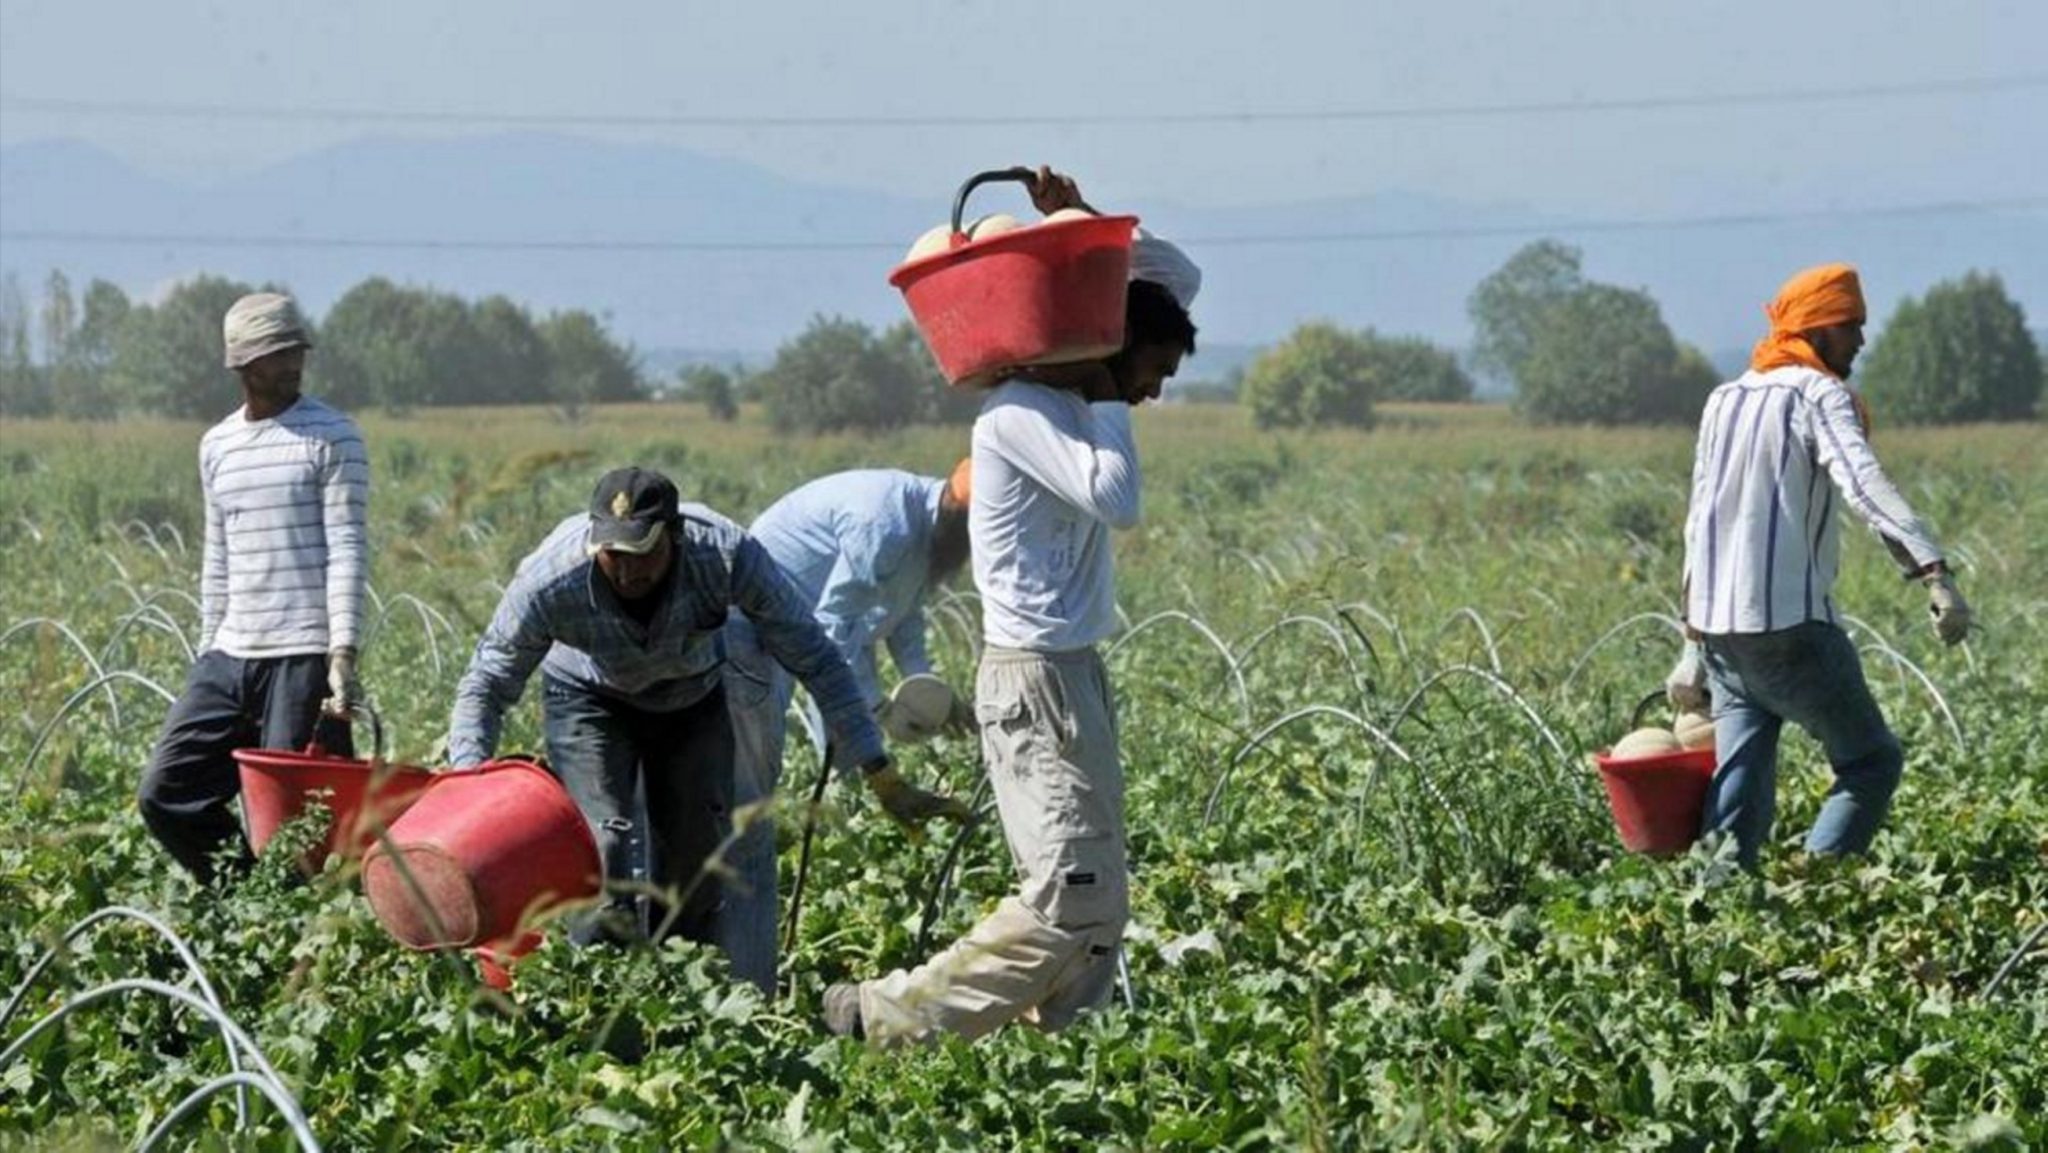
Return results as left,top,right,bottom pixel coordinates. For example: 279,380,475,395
1681,366,1943,635
446,505,887,769
198,396,369,658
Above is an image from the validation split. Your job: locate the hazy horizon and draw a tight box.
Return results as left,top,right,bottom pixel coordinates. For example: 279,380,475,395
4,0,2044,358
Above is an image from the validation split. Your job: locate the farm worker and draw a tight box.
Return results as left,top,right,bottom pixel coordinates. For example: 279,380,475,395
719,464,977,992
1667,263,1971,869
138,293,368,883
826,168,1200,1045
445,467,968,951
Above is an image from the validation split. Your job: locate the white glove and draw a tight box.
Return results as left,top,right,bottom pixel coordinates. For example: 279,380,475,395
1925,570,1971,646
1664,642,1709,714
325,646,362,716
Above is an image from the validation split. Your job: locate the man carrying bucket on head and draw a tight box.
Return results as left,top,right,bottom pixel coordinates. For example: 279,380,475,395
446,467,968,951
720,463,977,993
826,168,1200,1045
139,293,368,884
1667,264,1972,870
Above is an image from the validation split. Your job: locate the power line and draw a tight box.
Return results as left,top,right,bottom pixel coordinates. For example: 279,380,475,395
2,197,2041,256
4,73,2044,130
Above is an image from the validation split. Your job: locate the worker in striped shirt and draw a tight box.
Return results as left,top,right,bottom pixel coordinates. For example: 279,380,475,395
140,293,369,883
445,467,967,952
1667,264,1972,869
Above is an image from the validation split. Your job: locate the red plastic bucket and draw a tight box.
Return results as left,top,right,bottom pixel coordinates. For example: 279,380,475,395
233,749,434,872
889,169,1137,386
1594,747,1717,855
363,760,601,949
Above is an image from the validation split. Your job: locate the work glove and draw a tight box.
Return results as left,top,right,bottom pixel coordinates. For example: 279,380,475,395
1925,570,1971,646
865,762,974,838
1664,642,1710,714
324,646,363,717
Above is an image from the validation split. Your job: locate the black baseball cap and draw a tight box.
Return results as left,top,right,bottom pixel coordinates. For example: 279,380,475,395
586,467,679,555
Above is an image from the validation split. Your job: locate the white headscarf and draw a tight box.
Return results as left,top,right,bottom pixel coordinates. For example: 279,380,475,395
1130,228,1201,311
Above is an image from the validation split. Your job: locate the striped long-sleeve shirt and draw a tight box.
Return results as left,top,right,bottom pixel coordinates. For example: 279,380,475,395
198,396,369,657
445,505,886,769
1681,366,1943,635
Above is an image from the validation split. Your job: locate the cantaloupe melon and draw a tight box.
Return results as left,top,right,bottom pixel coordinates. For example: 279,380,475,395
1612,727,1683,759
904,223,954,263
967,213,1023,241
1674,711,1715,750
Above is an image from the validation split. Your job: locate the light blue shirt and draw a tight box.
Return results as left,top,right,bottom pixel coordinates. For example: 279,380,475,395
749,469,946,708
446,503,885,768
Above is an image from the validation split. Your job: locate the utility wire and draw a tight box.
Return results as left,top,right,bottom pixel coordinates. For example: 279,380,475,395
3,73,2044,130
4,196,2042,255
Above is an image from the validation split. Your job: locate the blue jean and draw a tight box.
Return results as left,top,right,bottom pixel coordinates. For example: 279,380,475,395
540,675,733,946
1699,621,1904,868
718,617,797,993
140,650,352,883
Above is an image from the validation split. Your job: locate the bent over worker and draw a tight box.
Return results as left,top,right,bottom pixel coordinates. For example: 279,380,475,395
139,293,367,883
1667,263,1972,869
445,467,965,951
828,168,1201,1045
720,464,976,992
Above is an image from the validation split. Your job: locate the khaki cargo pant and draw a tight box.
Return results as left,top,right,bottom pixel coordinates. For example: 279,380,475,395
858,645,1128,1046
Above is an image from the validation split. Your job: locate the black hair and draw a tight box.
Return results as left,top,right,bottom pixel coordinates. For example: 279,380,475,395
1125,279,1197,356
930,500,971,581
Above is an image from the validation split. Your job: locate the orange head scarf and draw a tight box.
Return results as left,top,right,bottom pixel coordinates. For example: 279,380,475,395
945,458,972,508
1750,263,1866,377
1750,262,1872,433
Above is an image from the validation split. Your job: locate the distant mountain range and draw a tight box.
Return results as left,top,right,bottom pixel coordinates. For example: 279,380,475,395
4,134,2043,369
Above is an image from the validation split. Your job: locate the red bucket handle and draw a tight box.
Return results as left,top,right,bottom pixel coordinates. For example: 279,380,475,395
1628,689,1668,730
303,700,385,760
950,167,1100,237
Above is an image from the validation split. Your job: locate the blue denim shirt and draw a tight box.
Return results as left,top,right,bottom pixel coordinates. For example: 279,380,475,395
749,470,945,708
447,503,885,768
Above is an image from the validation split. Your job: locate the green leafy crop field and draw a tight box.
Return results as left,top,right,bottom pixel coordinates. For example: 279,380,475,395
2,404,2043,1150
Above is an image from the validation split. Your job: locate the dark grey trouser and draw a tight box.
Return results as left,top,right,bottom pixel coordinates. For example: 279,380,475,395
541,675,735,947
139,650,350,883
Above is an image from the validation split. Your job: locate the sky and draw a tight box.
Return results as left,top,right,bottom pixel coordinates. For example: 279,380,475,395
3,0,2044,217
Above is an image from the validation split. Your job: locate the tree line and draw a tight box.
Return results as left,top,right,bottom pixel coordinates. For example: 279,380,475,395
1244,241,2040,429
0,272,645,420
3,244,2038,430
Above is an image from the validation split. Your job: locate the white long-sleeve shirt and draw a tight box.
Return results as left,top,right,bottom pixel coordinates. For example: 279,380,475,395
1682,366,1942,635
971,381,1139,651
198,396,369,657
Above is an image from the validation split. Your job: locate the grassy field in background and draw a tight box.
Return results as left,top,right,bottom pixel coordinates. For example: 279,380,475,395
2,401,2044,1149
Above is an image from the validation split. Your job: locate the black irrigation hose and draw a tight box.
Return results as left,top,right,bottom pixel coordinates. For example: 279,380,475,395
780,741,837,974
1982,920,2048,1001
915,768,995,954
